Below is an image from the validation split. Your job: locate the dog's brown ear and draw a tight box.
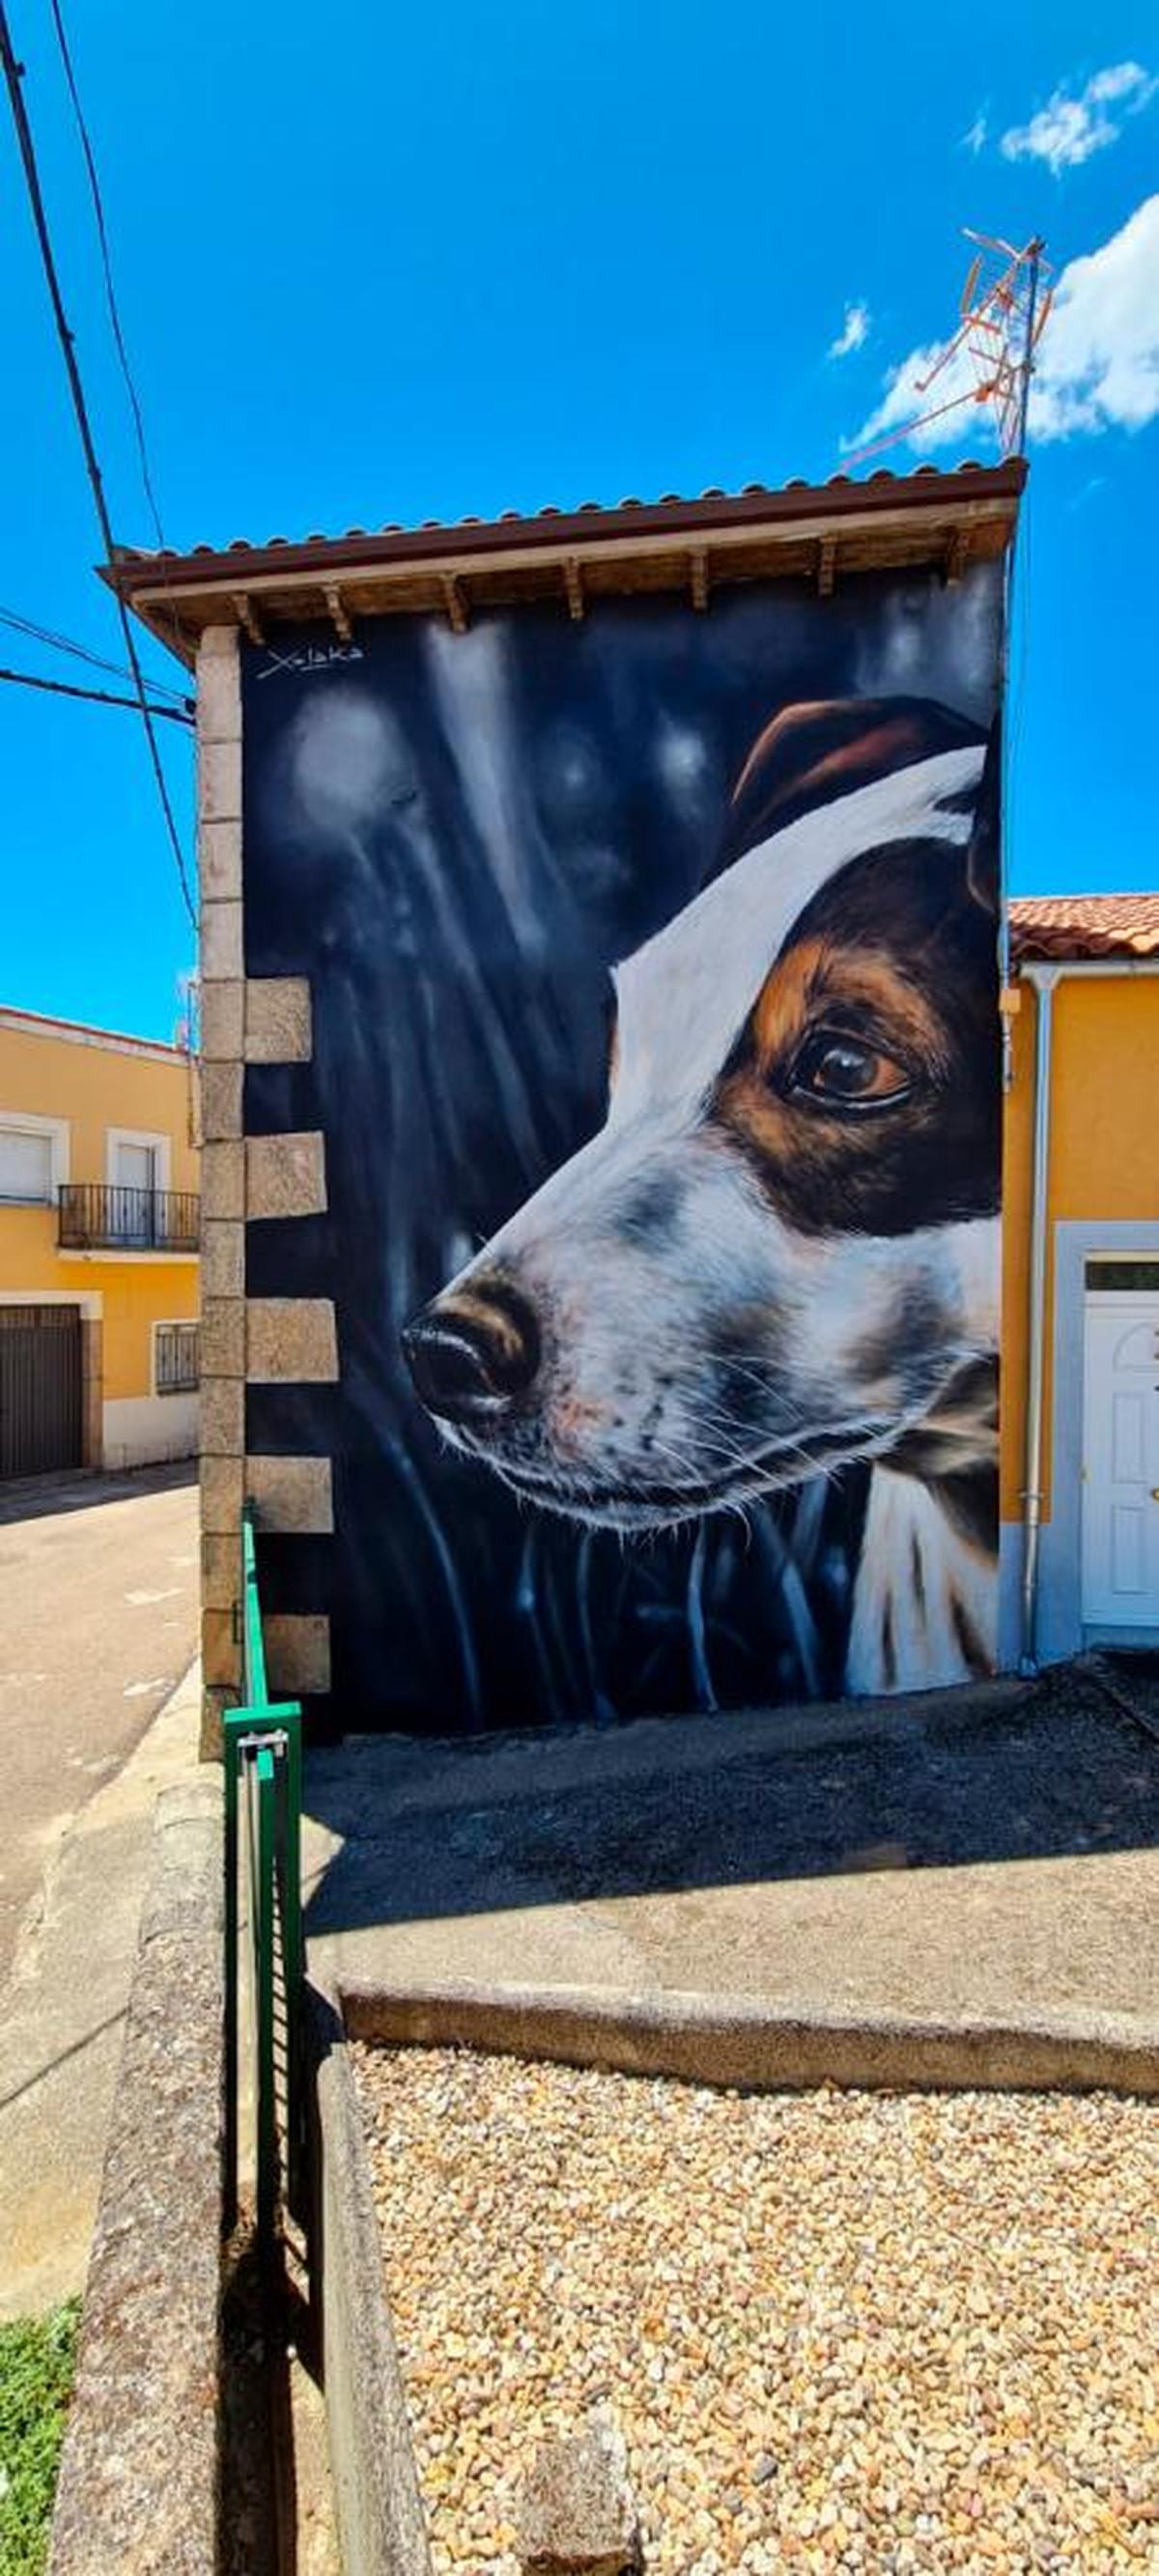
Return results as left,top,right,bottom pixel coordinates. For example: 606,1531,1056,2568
725,694,986,863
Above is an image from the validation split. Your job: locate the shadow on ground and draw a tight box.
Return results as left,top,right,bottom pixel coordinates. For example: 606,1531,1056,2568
0,1459,196,1528
303,1657,1159,1943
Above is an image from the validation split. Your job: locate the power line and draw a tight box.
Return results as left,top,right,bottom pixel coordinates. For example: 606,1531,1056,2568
0,600,189,702
46,0,165,553
0,0,196,931
0,662,193,722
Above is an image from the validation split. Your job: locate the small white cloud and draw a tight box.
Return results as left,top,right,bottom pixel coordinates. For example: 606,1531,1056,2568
1087,60,1152,103
843,192,1159,456
962,107,988,155
829,300,870,360
1001,60,1156,174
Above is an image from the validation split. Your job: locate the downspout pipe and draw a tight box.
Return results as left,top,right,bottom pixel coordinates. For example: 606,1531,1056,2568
1019,962,1057,1674
1017,953,1159,1672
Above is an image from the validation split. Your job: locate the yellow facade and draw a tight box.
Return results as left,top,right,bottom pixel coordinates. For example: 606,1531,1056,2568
1001,964,1159,1663
0,1006,199,1472
1002,975,1159,1521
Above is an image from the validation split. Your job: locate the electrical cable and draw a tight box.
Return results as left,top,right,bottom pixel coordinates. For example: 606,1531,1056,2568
0,0,197,930
46,0,165,552
0,600,189,702
0,662,193,722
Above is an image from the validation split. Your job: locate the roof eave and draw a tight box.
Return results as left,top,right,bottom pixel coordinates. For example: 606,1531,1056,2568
100,461,1027,669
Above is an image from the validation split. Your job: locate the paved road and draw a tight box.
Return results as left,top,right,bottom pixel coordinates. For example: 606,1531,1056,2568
0,1463,199,1989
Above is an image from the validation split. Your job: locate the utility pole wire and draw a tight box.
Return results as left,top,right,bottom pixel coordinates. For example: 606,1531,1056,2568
0,600,189,702
0,0,197,931
0,662,194,722
46,0,165,553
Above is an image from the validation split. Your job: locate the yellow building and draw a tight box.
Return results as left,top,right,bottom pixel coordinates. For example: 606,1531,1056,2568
0,1005,199,1476
1003,896,1159,1667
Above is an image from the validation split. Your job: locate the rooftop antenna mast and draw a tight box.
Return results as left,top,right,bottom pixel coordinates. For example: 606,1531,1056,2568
845,231,1052,468
843,231,1053,1102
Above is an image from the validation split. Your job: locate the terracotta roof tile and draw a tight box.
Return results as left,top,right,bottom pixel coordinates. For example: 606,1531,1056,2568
1010,896,1159,962
109,458,1010,573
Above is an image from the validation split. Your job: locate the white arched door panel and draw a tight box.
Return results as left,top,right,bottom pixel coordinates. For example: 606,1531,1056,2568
1082,1292,1159,1626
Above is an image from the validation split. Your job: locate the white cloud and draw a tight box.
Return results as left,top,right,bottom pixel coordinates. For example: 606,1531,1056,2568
843,337,979,460
843,195,1159,456
1029,193,1159,435
829,300,870,360
1001,61,1156,174
962,107,988,155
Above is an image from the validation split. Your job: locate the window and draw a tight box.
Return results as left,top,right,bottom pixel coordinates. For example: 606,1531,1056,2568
0,1125,54,1203
1085,1260,1159,1292
155,1320,199,1394
0,1112,69,1204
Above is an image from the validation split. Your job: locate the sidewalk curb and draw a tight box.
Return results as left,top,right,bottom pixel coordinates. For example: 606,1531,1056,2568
48,1771,223,2576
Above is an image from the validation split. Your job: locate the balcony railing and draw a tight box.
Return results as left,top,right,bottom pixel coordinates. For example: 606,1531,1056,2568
58,1182,200,1254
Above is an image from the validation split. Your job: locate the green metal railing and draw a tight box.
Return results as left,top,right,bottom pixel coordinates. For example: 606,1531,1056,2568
223,1508,303,2249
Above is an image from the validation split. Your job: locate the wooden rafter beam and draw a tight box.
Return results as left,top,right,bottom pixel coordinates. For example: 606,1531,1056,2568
563,557,585,621
943,526,970,586
690,547,709,611
231,591,265,645
816,536,836,597
324,582,353,641
440,572,468,634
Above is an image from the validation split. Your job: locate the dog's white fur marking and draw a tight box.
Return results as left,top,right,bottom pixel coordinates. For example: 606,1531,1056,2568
610,746,983,1130
848,1464,998,1691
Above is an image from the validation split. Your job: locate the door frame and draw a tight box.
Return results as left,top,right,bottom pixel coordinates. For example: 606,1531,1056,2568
1035,1220,1159,1662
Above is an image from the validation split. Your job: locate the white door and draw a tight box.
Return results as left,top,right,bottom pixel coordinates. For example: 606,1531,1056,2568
1082,1286,1159,1627
113,1140,156,1241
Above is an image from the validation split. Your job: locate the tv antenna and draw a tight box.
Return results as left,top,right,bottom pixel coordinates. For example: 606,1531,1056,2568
846,231,1052,467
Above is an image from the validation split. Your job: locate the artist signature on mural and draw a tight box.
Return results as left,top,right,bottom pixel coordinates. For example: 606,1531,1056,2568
255,641,365,681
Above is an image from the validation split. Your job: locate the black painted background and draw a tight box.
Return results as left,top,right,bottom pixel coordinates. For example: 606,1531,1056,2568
241,567,1003,1735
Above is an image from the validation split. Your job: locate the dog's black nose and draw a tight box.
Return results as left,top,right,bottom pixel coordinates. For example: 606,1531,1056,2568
402,1282,540,1420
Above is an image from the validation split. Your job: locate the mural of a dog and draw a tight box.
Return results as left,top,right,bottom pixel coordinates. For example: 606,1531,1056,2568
403,695,1001,1696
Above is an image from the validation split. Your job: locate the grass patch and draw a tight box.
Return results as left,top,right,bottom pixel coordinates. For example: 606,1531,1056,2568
0,2303,80,2576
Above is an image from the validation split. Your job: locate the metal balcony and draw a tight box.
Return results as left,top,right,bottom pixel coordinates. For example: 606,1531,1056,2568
57,1182,200,1254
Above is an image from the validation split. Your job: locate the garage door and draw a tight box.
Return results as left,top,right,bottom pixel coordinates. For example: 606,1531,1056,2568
0,1305,83,1478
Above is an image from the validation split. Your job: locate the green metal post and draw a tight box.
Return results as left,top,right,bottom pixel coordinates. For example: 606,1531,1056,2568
241,1508,269,1708
223,1503,307,2247
279,1702,304,2212
254,1743,277,2252
221,1710,243,2237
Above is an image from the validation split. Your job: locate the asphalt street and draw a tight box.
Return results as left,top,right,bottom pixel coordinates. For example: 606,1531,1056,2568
0,1462,199,1989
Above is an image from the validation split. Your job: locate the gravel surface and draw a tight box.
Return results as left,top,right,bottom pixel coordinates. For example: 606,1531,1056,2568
356,2045,1159,2574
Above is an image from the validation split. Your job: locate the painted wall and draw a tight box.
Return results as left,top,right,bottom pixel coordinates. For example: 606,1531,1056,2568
1001,975,1159,1527
242,569,1006,1732
0,1016,199,1460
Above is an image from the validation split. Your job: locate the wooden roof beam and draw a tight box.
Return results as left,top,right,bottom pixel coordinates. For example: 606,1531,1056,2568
817,536,836,597
231,591,265,645
943,525,971,586
690,547,709,611
441,572,468,634
563,557,585,621
324,581,353,641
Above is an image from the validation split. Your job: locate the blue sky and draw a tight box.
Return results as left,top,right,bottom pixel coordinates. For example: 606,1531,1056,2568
1,0,1156,1039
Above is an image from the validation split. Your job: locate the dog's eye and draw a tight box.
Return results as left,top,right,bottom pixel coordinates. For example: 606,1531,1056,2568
790,1031,911,1108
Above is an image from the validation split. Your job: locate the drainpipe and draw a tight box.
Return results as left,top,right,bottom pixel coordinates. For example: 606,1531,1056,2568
1017,954,1159,1672
1019,962,1057,1673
